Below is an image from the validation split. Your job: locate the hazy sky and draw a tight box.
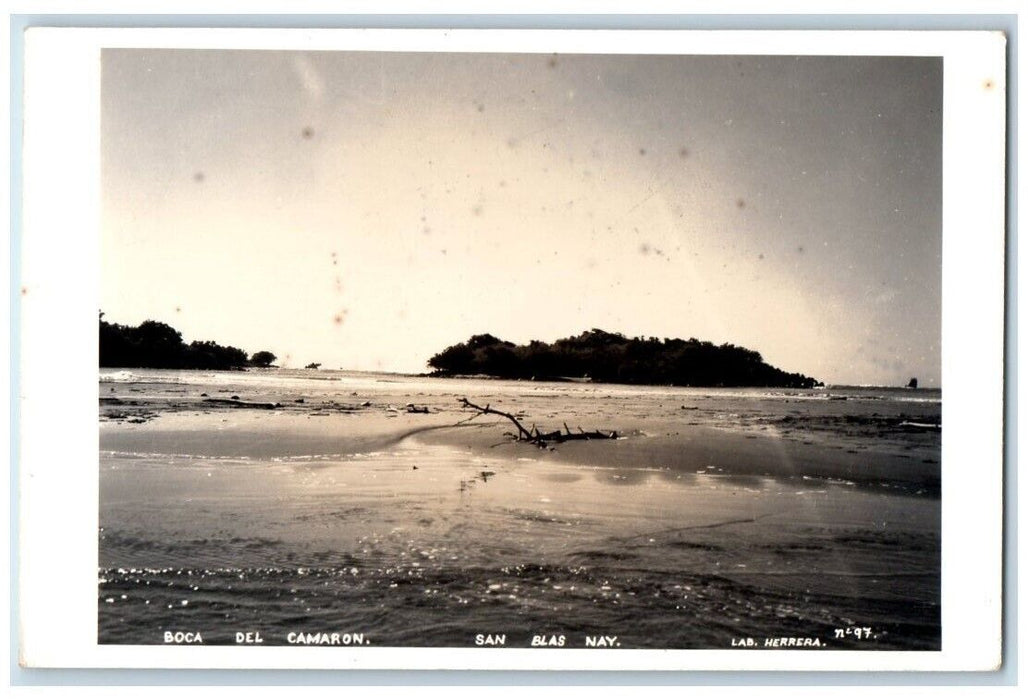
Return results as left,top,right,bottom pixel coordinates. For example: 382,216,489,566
101,50,941,385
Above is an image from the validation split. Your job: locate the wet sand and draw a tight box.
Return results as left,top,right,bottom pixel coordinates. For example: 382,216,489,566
102,400,939,495
98,370,940,649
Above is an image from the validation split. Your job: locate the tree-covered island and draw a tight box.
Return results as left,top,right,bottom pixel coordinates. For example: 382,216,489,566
428,329,821,388
99,313,274,370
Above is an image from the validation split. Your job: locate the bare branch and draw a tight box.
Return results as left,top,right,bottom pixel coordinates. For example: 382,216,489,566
458,397,534,441
457,397,617,447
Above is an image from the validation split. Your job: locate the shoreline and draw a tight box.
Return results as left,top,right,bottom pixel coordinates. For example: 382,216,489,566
100,404,940,497
101,366,941,394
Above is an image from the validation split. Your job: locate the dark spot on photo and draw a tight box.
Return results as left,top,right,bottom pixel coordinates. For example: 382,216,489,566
638,147,647,156
302,126,314,139
193,172,205,182
639,243,651,255
679,147,689,158
983,78,995,90
736,198,745,209
797,246,805,254
547,54,558,68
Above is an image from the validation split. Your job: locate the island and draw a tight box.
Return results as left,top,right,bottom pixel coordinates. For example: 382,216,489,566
99,313,273,371
427,329,821,388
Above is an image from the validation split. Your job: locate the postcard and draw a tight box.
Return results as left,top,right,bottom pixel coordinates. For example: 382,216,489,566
17,27,1006,671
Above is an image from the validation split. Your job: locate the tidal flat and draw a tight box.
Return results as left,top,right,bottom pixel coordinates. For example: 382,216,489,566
99,369,940,649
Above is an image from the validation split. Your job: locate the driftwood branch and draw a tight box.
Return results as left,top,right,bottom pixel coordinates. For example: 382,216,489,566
458,398,534,440
457,397,617,447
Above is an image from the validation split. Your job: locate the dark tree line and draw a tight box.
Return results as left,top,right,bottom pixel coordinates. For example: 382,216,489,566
100,313,274,370
428,329,821,388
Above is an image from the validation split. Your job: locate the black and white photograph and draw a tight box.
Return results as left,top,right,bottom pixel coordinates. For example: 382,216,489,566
17,27,1006,670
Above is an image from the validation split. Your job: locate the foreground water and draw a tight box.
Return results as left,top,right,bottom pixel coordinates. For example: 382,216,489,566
99,369,940,649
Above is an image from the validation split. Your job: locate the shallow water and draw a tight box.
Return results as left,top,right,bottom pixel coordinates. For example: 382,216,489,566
98,370,940,649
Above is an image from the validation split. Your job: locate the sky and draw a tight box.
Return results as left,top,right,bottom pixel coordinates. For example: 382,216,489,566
101,49,942,386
